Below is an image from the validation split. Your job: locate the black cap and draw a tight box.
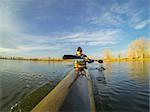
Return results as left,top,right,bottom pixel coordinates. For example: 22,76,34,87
77,47,82,52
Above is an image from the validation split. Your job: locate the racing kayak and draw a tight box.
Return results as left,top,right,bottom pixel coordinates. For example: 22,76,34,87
32,69,95,112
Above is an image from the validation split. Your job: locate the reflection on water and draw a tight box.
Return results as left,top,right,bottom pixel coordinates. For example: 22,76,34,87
104,62,112,77
128,61,149,82
90,61,149,112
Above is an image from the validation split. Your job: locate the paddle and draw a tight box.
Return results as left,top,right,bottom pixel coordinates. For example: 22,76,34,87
62,55,104,64
63,55,83,59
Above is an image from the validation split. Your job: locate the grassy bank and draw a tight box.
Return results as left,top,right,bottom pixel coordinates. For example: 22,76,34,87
103,58,150,62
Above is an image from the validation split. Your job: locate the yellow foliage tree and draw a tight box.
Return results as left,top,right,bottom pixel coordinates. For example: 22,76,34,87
103,49,113,60
128,37,150,59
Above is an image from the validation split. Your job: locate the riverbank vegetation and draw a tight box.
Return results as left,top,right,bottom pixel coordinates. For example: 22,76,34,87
103,37,150,62
0,56,63,62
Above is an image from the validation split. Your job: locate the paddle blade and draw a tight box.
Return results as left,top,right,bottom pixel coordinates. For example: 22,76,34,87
63,55,82,59
98,60,103,63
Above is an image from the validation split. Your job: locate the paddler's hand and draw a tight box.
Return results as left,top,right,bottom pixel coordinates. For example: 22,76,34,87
85,58,94,63
84,57,89,62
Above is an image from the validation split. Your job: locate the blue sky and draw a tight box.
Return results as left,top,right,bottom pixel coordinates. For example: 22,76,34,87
0,0,149,58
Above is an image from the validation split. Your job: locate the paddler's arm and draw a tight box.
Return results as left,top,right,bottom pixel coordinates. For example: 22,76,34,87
82,55,94,63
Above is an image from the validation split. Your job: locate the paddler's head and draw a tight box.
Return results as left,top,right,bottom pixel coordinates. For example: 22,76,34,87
76,47,82,56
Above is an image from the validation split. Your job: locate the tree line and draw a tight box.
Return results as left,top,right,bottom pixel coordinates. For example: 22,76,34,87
103,37,150,60
0,56,63,61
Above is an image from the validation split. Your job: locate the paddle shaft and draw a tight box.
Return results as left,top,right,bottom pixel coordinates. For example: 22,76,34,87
63,55,103,63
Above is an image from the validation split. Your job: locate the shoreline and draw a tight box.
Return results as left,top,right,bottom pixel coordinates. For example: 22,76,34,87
103,58,150,62
0,58,150,62
0,58,63,62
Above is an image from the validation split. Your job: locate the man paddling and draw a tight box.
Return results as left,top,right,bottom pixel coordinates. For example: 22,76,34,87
74,47,94,80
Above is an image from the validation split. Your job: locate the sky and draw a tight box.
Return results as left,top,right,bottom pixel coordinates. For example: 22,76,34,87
0,0,149,58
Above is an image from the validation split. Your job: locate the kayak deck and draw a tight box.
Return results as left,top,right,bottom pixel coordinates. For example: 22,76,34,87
60,76,91,111
32,69,95,112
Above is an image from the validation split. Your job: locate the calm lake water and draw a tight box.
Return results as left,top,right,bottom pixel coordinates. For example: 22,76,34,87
0,60,149,112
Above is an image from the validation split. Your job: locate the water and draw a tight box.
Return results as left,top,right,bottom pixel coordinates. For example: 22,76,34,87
89,61,149,112
0,60,149,112
0,60,72,112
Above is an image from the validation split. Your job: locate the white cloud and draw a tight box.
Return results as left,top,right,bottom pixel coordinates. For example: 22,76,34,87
0,45,61,53
0,28,121,55
0,0,26,49
0,0,138,57
85,0,146,28
87,41,116,46
60,29,121,46
0,47,19,53
110,1,136,15
0,0,22,32
16,45,60,51
0,0,124,58
133,20,150,29
87,12,124,26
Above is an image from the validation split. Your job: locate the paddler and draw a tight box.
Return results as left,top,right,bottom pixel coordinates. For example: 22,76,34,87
74,47,94,80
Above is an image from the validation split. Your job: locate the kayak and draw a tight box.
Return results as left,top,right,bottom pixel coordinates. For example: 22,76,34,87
32,69,95,112
60,70,95,112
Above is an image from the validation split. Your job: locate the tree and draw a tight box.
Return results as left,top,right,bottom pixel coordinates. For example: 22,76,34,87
128,37,150,59
118,53,121,59
103,49,113,60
